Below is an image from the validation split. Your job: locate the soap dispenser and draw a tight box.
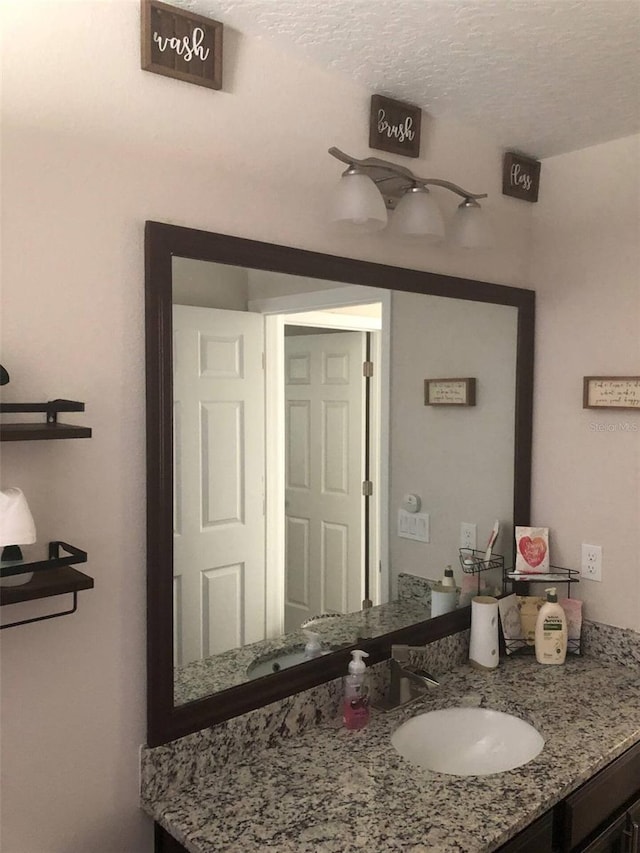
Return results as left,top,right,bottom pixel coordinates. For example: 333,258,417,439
535,587,568,665
342,649,370,730
303,629,323,660
442,565,455,588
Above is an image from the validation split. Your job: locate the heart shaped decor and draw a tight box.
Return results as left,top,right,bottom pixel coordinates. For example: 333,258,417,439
519,536,547,569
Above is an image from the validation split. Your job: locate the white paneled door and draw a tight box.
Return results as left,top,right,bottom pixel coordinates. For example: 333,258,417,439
284,331,366,632
173,305,265,667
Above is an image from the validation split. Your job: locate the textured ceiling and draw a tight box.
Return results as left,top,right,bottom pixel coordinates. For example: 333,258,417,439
176,0,640,158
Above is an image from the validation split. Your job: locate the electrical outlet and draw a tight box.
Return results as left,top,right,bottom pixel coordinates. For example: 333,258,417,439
460,522,477,550
581,544,602,582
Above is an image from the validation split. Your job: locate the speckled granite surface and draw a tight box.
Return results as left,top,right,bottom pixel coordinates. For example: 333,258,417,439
144,630,471,803
583,619,640,671
396,572,433,607
143,653,640,853
174,593,432,705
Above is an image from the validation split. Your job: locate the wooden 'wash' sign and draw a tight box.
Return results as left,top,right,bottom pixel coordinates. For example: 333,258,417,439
141,0,223,91
502,152,541,203
369,95,422,159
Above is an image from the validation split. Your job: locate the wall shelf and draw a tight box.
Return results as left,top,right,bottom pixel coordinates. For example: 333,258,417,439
0,541,93,629
504,565,580,595
0,400,92,441
501,565,581,656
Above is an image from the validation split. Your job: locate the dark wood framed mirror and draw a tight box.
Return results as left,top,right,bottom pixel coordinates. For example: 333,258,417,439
145,220,534,747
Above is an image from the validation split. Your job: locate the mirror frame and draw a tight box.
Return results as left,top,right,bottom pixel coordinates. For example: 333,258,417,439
145,220,535,747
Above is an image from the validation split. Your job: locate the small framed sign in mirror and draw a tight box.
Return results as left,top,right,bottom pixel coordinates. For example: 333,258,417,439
424,378,476,406
141,0,223,91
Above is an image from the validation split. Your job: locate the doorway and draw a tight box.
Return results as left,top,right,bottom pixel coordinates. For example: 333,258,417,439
283,326,368,632
253,286,390,638
172,286,390,663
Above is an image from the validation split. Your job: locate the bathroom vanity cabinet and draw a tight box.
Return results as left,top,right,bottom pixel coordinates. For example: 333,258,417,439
155,825,187,853
497,738,640,853
497,811,555,852
152,738,640,853
142,655,640,853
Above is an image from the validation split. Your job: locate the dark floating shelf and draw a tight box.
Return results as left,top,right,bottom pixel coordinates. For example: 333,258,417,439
0,566,94,606
1,422,92,441
0,541,93,629
0,399,92,441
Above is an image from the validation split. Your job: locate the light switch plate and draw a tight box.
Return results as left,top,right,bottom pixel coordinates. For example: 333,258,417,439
398,509,430,542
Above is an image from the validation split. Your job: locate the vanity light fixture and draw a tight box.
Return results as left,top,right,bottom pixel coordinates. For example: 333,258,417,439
328,147,492,248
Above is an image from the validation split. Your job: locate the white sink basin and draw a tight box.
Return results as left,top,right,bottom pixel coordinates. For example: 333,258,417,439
391,707,544,776
246,649,310,679
247,647,332,679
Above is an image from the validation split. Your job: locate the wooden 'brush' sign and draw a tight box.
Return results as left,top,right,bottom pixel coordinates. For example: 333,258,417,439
141,0,223,90
369,95,422,158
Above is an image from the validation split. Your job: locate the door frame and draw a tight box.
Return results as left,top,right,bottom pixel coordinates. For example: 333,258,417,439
249,286,391,637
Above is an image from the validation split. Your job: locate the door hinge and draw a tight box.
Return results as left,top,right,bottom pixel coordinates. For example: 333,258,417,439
362,480,373,496
363,361,374,378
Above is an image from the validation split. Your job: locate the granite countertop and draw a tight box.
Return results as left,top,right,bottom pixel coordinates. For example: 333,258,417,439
145,655,640,853
174,596,431,705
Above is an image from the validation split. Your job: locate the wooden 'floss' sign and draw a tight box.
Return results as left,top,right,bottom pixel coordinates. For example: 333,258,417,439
141,0,223,90
502,152,541,203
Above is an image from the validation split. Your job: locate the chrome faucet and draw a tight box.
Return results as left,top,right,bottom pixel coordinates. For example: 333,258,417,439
374,644,439,711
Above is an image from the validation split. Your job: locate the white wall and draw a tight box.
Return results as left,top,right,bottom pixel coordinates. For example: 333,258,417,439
172,257,249,309
389,292,517,588
1,0,532,850
531,134,640,632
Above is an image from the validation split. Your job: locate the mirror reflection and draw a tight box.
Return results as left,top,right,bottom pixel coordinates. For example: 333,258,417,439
171,257,517,705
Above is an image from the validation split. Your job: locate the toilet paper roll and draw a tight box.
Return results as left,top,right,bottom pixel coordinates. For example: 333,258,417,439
0,487,36,547
0,487,36,587
469,595,499,669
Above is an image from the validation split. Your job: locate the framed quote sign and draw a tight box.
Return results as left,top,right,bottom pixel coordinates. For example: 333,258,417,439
583,376,640,410
369,95,422,158
502,152,541,203
425,378,476,407
141,0,223,91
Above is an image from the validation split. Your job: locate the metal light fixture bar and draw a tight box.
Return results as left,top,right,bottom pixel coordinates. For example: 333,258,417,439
329,147,487,210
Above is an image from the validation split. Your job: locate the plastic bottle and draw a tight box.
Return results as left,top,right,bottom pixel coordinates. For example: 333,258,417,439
442,565,456,588
535,587,568,665
303,629,323,660
431,566,458,616
342,649,370,730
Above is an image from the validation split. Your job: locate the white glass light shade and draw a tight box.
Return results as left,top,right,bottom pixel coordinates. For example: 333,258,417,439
449,199,493,249
389,186,445,243
330,168,388,234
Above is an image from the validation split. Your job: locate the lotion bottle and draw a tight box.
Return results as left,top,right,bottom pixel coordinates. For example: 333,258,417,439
535,587,568,665
342,650,370,730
